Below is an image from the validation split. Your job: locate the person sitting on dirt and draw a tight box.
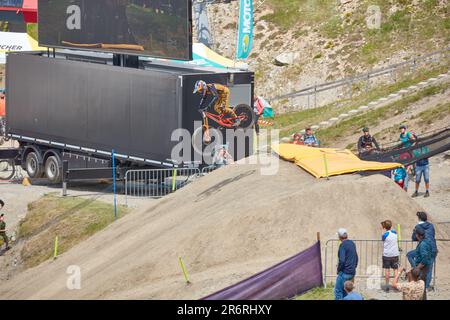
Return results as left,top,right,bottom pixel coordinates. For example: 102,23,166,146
302,128,320,147
213,146,234,168
392,266,425,300
193,80,240,127
291,133,303,145
381,220,400,292
334,228,358,300
357,127,380,155
0,200,10,251
392,167,407,190
407,212,437,290
342,281,364,300
399,125,416,148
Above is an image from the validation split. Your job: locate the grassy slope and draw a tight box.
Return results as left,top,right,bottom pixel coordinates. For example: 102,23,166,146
261,0,449,67
273,64,449,137
316,83,448,148
295,285,334,300
15,194,129,269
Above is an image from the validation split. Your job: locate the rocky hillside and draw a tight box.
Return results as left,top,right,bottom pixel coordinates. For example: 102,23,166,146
205,0,449,108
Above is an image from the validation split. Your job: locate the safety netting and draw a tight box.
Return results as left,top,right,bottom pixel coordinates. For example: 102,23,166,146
360,127,450,166
202,241,323,300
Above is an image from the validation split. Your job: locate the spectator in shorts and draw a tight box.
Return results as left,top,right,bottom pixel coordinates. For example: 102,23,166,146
334,228,358,300
381,220,400,291
392,266,425,300
343,281,364,300
412,157,430,198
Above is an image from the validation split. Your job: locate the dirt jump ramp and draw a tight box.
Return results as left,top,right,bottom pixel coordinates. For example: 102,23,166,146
0,157,426,299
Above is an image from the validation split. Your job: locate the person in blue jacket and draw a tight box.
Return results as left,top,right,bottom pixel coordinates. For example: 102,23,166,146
407,212,437,290
334,228,359,300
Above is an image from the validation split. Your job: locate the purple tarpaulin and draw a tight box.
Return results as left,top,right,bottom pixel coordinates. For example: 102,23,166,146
202,241,323,300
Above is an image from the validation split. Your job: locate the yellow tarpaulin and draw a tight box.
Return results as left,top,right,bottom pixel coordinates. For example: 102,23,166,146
272,144,403,178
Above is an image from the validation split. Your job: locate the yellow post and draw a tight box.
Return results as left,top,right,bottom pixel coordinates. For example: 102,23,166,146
323,153,329,180
179,257,191,284
53,236,58,260
172,169,178,192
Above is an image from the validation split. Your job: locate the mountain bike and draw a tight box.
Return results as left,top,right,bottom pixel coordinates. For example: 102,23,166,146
192,104,254,154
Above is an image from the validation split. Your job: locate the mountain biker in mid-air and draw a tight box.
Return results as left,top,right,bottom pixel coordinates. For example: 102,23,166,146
193,80,240,127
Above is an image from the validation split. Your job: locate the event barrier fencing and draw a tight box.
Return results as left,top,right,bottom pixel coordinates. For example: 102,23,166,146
323,239,437,289
125,168,201,204
202,240,323,300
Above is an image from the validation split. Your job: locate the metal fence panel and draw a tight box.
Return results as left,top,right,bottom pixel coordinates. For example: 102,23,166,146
125,168,200,204
323,239,436,289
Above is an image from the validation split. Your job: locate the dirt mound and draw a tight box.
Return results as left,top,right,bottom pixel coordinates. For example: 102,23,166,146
0,157,425,299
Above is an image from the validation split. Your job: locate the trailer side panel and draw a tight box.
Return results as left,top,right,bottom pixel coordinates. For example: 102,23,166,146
6,53,181,164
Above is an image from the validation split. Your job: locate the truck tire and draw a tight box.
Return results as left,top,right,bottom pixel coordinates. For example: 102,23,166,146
25,152,44,179
45,156,62,184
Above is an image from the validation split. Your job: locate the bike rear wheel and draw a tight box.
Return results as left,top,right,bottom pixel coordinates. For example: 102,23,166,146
0,159,15,181
234,104,255,129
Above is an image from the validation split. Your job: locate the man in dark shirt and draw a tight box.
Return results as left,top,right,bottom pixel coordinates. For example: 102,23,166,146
407,212,437,290
358,127,380,156
334,228,359,300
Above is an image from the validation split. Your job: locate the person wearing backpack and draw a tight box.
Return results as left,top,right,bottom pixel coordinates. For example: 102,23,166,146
399,125,416,148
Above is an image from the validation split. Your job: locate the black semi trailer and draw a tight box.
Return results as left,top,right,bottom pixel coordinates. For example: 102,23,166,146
0,50,254,183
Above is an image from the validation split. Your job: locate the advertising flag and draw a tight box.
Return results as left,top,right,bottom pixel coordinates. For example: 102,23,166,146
236,0,253,60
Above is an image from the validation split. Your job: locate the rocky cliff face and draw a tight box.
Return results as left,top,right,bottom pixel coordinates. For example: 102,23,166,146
201,0,449,111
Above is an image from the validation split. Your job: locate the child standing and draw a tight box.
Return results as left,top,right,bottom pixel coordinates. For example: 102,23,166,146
381,220,400,292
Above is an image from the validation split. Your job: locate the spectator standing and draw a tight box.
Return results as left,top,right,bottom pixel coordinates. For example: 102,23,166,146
407,226,432,299
381,220,400,291
213,146,234,168
357,127,380,156
407,212,437,289
334,228,359,300
399,125,416,148
392,267,425,300
342,281,364,300
0,200,10,251
302,128,320,147
412,157,430,198
253,96,264,136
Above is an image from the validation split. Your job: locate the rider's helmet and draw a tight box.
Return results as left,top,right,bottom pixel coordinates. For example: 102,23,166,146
362,127,369,133
193,80,207,94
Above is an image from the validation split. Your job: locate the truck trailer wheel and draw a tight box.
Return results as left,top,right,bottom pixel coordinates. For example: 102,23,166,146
25,152,44,179
45,156,62,184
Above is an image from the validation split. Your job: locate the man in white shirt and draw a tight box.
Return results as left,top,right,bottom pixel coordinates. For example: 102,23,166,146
381,220,400,291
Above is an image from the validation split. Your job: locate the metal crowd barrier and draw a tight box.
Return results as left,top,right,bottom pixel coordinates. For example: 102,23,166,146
124,168,201,204
323,239,437,289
